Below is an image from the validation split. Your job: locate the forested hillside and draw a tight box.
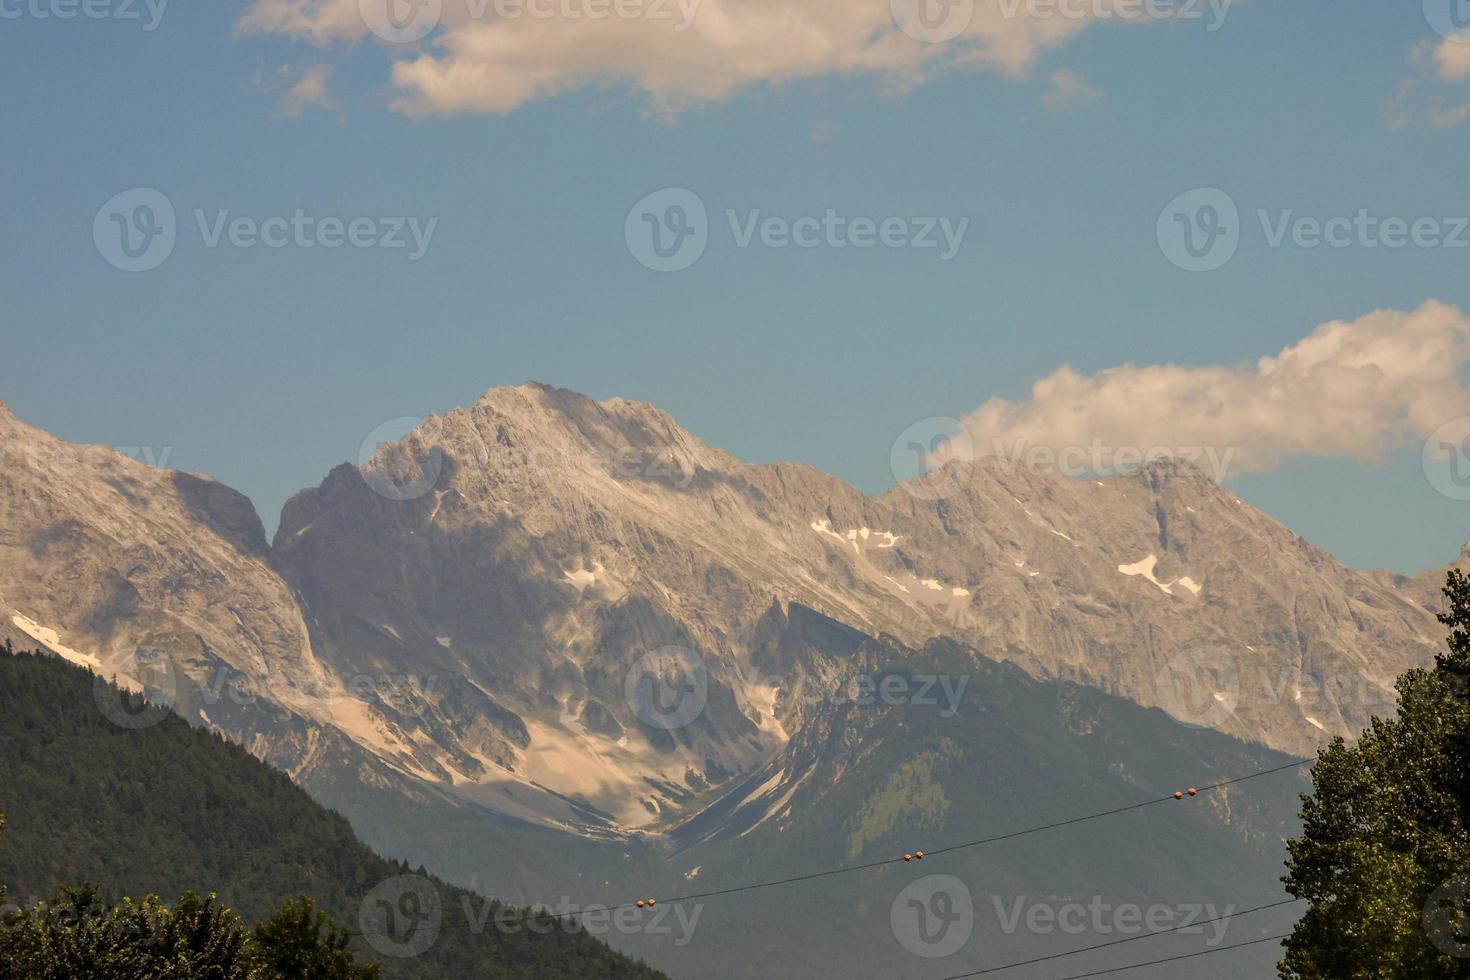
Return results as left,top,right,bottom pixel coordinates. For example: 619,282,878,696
0,646,668,980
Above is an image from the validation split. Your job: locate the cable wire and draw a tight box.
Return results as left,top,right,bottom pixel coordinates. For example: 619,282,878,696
931,897,1302,979
1051,932,1291,979
346,757,1313,935
637,758,1312,912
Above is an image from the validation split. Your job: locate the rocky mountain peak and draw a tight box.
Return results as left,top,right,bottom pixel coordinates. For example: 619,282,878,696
3,388,1456,838
1137,455,1218,486
466,383,698,454
0,399,326,743
472,380,581,414
0,398,43,441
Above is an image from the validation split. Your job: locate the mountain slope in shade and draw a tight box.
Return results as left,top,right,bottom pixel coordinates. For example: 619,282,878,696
291,636,1311,980
634,637,1309,980
271,384,1443,833
0,647,670,980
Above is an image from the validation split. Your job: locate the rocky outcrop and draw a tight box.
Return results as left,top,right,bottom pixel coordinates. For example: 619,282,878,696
0,385,1453,839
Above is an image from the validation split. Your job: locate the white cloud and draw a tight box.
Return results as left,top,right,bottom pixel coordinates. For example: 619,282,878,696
237,0,368,45
1434,36,1470,82
236,0,1122,117
1385,41,1470,130
962,302,1470,477
1040,68,1101,109
283,64,338,116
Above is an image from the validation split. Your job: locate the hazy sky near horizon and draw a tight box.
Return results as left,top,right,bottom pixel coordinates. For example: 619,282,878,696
5,1,1470,573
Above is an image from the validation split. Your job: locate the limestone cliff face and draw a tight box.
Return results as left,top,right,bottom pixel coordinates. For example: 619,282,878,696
0,400,323,725
0,387,1452,837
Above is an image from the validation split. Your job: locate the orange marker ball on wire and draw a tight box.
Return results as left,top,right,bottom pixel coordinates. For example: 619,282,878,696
1188,788,1198,796
903,853,913,862
1173,791,1184,800
647,899,656,907
915,851,925,861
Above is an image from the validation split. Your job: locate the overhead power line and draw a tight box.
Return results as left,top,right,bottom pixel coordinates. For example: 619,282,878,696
632,757,1313,913
932,897,1303,979
347,756,1314,937
1051,932,1292,979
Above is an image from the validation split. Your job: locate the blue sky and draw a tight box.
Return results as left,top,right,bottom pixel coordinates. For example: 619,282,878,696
4,0,1470,572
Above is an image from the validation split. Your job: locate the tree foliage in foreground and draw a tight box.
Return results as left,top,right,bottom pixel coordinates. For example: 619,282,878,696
0,883,376,980
1281,569,1470,978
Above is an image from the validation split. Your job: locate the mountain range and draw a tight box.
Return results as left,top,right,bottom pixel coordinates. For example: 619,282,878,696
0,384,1456,978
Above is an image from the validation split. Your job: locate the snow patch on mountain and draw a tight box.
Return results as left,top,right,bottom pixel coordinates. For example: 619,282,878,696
564,563,603,592
810,520,900,554
1117,555,1202,597
11,614,103,672
812,520,969,613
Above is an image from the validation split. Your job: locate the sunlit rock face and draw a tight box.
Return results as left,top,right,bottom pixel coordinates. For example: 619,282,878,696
0,386,1448,838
